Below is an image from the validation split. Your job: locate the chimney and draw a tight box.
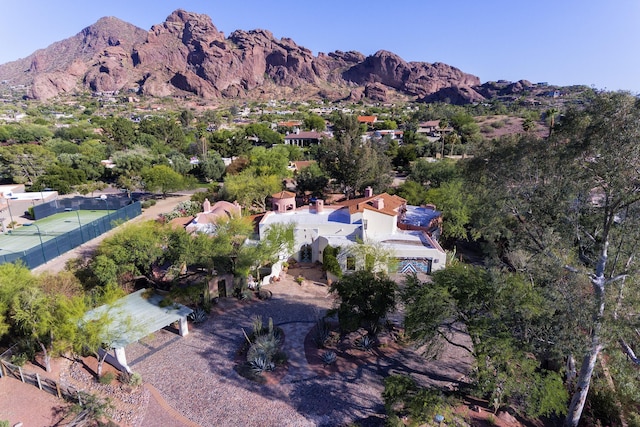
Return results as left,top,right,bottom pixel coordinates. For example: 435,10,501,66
203,198,211,213
316,199,324,213
372,197,384,210
364,186,374,198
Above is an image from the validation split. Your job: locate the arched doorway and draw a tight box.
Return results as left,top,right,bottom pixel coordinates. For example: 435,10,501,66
300,244,312,262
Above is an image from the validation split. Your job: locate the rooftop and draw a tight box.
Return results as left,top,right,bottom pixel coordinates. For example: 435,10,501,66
83,289,193,348
402,205,441,228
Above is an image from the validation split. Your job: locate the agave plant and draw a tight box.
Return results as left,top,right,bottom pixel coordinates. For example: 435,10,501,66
249,353,275,373
354,334,376,351
188,307,208,323
321,350,337,366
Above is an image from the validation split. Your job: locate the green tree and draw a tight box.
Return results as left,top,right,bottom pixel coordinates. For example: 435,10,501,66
179,109,194,127
242,222,295,281
402,265,567,418
103,117,135,149
295,162,328,198
244,123,283,146
195,152,226,182
317,113,392,198
141,165,184,197
394,180,428,206
425,179,478,241
470,92,640,426
223,169,281,213
249,146,290,177
11,287,55,371
329,270,397,334
35,164,87,194
208,129,251,157
94,222,166,281
303,114,326,131
0,144,56,185
410,158,460,188
0,263,37,338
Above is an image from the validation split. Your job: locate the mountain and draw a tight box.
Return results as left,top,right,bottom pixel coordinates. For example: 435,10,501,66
0,9,483,103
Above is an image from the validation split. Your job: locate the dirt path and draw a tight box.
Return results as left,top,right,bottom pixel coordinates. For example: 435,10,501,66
32,193,193,275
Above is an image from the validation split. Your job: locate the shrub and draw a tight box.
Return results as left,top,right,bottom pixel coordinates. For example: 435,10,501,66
257,289,273,300
10,353,29,367
99,372,116,384
252,315,263,336
313,318,331,348
247,334,281,363
141,200,156,209
383,375,451,425
119,371,143,387
272,350,288,365
158,297,174,307
128,372,143,387
322,245,343,278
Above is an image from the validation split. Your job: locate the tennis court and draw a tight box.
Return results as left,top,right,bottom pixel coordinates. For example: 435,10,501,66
0,209,110,256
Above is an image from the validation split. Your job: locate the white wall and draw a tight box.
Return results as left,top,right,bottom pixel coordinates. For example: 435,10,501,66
362,209,396,237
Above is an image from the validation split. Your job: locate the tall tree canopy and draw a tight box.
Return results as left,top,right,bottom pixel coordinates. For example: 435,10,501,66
317,113,392,198
466,91,640,426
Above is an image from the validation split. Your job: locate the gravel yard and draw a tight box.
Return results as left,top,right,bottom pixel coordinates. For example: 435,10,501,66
1,265,472,427
126,267,472,427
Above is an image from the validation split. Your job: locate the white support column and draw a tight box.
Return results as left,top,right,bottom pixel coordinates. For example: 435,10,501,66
114,347,133,373
178,316,189,337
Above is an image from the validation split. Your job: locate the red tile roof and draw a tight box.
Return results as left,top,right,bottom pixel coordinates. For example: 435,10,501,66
335,192,406,217
357,115,377,124
271,190,297,199
291,160,316,171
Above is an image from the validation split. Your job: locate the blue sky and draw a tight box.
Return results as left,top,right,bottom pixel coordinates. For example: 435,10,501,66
1,1,639,92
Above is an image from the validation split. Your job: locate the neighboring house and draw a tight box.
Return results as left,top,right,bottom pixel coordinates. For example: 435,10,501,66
186,199,242,235
284,130,326,147
288,160,317,175
369,130,404,142
277,120,303,128
357,115,378,127
259,187,446,274
417,120,453,137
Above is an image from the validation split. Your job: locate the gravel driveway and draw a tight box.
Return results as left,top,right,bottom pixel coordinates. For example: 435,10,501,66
128,270,472,427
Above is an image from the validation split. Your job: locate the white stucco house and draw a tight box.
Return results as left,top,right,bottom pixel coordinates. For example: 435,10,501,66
259,187,446,275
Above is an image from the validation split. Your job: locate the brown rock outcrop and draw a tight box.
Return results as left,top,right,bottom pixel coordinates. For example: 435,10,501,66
0,9,483,102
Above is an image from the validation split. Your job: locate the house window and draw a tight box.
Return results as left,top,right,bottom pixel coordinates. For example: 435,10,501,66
346,256,356,271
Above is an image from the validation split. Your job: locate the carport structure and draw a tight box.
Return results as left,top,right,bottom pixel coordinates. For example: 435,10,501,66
84,288,193,373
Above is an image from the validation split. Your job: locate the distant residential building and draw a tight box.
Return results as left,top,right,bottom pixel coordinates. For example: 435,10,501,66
357,115,377,126
284,130,326,147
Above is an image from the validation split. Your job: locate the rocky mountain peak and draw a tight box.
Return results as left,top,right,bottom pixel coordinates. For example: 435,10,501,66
0,9,485,103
